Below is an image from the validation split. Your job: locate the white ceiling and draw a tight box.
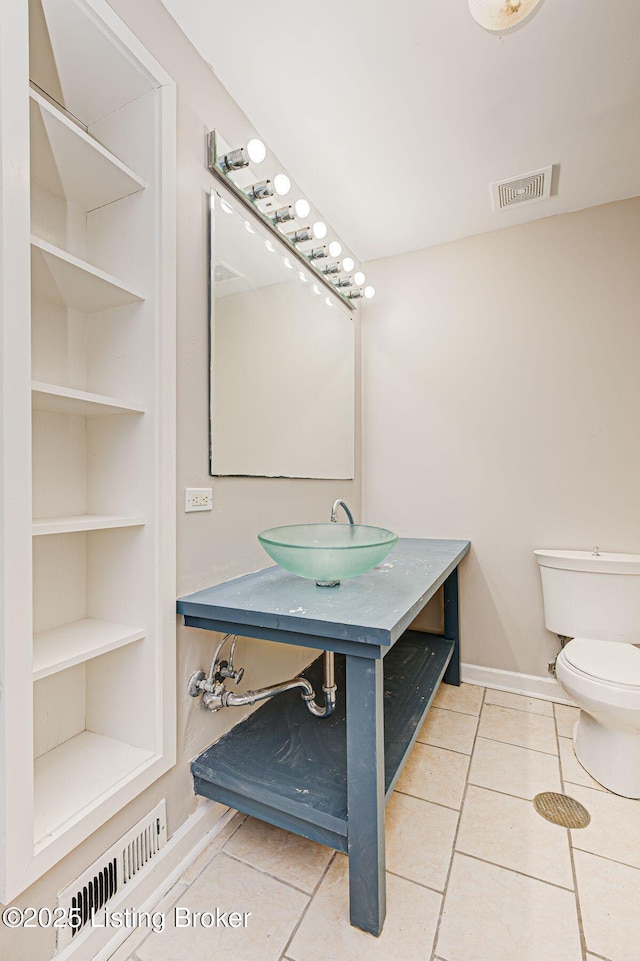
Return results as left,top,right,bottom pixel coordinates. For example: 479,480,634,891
161,0,640,262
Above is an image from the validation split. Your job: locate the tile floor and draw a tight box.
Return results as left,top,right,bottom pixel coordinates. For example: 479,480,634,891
112,683,640,961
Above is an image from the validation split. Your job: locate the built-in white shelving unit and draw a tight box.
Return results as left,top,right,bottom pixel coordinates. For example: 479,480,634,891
0,0,176,900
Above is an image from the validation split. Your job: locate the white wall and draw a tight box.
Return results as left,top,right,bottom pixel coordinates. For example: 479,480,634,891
362,198,640,678
0,3,360,959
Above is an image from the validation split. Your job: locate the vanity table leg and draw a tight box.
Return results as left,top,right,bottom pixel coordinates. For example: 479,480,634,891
345,653,386,936
443,566,461,685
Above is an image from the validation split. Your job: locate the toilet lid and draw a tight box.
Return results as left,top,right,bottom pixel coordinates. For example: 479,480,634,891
563,638,640,687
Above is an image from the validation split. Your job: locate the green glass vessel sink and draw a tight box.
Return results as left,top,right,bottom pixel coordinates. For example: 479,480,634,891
258,523,398,586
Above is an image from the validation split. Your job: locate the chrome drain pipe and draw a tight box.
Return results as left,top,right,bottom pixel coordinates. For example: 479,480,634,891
304,651,336,718
190,643,336,718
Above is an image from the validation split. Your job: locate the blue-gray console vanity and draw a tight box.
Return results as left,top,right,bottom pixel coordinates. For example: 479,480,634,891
177,537,470,936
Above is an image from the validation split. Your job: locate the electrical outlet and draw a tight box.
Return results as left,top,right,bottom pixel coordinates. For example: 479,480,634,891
185,488,213,512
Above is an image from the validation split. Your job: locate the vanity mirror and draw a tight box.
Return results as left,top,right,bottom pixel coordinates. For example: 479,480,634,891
209,189,356,478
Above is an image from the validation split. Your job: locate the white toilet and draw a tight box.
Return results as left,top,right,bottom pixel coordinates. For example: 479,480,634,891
535,549,640,798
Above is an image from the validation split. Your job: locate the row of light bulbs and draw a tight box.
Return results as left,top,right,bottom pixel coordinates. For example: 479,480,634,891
220,138,375,301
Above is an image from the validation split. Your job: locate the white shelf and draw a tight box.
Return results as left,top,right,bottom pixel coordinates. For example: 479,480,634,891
33,514,146,536
32,381,145,416
29,89,146,212
34,731,155,845
31,236,145,314
33,618,145,680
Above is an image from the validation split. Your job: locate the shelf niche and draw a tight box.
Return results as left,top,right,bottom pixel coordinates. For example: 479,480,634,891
33,642,158,847
29,88,146,213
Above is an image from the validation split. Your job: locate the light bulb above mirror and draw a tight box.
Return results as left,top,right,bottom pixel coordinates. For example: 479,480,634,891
294,198,311,218
246,138,266,163
274,173,291,196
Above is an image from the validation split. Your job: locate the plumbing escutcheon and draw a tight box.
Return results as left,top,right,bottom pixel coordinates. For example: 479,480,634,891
188,670,207,697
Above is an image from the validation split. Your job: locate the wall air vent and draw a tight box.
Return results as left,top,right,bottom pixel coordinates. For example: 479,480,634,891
56,801,167,951
214,261,242,283
491,165,554,211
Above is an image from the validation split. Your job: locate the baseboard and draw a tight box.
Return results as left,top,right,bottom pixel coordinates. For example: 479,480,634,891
56,800,234,961
461,662,574,705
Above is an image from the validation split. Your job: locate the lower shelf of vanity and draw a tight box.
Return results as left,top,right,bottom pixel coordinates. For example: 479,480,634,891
192,629,454,852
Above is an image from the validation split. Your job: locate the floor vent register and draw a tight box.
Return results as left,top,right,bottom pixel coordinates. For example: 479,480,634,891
56,800,167,950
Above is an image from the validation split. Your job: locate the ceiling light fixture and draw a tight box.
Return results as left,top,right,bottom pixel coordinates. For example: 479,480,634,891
354,271,365,286
328,241,342,258
312,221,328,240
364,286,376,299
468,0,544,32
342,257,355,272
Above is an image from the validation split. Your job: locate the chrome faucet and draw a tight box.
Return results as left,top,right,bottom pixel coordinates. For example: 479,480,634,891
331,499,354,525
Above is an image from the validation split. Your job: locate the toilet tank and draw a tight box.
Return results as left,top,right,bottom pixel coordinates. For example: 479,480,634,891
534,550,640,643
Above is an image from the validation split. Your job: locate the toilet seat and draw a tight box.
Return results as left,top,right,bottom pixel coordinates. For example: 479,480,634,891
562,638,640,689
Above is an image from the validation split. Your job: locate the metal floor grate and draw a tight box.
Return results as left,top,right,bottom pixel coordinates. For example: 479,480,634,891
533,792,591,828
